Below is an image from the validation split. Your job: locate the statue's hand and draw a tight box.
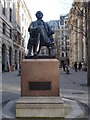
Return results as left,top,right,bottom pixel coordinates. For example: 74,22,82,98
50,30,55,34
30,26,39,31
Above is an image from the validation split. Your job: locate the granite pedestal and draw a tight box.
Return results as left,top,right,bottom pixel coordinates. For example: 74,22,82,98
16,59,64,118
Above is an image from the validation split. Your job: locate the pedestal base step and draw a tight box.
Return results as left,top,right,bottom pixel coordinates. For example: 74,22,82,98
16,97,64,118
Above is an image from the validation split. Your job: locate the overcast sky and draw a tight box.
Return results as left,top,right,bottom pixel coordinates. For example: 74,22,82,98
25,0,73,21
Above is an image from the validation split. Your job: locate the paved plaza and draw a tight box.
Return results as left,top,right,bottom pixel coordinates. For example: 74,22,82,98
1,68,90,119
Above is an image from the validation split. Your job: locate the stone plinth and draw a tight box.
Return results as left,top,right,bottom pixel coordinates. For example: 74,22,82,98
16,58,64,118
16,97,64,118
21,59,60,96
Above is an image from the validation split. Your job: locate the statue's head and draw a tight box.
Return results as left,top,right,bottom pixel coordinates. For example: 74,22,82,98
35,11,43,19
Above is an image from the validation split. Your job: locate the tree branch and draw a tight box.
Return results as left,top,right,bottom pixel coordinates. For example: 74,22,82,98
72,28,86,37
75,6,86,17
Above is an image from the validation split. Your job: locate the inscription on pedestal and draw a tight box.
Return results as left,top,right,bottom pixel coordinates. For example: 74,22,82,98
29,82,51,90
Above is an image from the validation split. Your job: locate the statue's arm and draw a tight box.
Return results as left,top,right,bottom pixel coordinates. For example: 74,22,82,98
28,22,39,32
47,23,55,35
28,22,34,32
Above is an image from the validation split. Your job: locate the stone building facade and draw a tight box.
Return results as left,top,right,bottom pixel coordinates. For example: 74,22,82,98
47,19,70,65
87,1,90,85
53,29,60,61
0,0,32,72
67,1,87,67
49,20,60,60
59,15,70,66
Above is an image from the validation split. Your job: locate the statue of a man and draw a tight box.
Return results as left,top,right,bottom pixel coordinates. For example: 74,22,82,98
27,11,54,56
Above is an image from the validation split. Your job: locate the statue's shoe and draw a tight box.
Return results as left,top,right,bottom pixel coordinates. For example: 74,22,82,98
34,52,38,56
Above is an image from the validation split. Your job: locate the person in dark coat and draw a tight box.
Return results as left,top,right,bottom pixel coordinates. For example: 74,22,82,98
62,62,65,71
78,62,82,71
74,62,77,72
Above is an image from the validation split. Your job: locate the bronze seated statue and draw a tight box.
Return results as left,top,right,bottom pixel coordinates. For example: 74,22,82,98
27,11,55,56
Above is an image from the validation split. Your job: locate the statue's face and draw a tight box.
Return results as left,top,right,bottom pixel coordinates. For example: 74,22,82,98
36,11,43,19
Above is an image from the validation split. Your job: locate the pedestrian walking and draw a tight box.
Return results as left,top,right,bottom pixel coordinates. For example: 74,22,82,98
74,62,77,72
62,62,65,71
81,61,85,71
78,62,82,71
65,64,70,74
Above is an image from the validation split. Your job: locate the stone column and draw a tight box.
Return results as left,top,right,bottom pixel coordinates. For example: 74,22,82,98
0,4,2,72
72,31,74,64
73,19,77,63
19,1,22,28
69,30,72,67
0,1,2,15
70,30,74,67
78,16,83,62
0,36,2,73
6,2,10,21
83,9,87,63
17,50,19,69
5,45,9,71
0,5,2,117
12,46,15,66
83,36,87,62
76,20,78,62
87,2,90,85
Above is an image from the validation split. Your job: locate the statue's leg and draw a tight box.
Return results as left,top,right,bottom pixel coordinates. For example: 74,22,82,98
27,46,32,56
49,45,55,56
37,27,52,46
36,33,40,52
37,45,41,54
33,33,40,56
33,46,35,53
48,47,50,55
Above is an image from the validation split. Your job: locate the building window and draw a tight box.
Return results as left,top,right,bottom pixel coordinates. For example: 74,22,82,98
3,7,5,15
65,26,67,28
65,47,67,51
62,47,64,51
3,0,5,15
67,42,69,45
65,36,67,40
22,14,24,21
61,36,64,40
10,29,12,39
9,8,12,22
65,21,67,24
61,26,63,29
25,30,26,37
67,47,69,51
66,42,67,45
62,53,64,57
22,27,24,35
66,52,67,57
3,23,6,35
